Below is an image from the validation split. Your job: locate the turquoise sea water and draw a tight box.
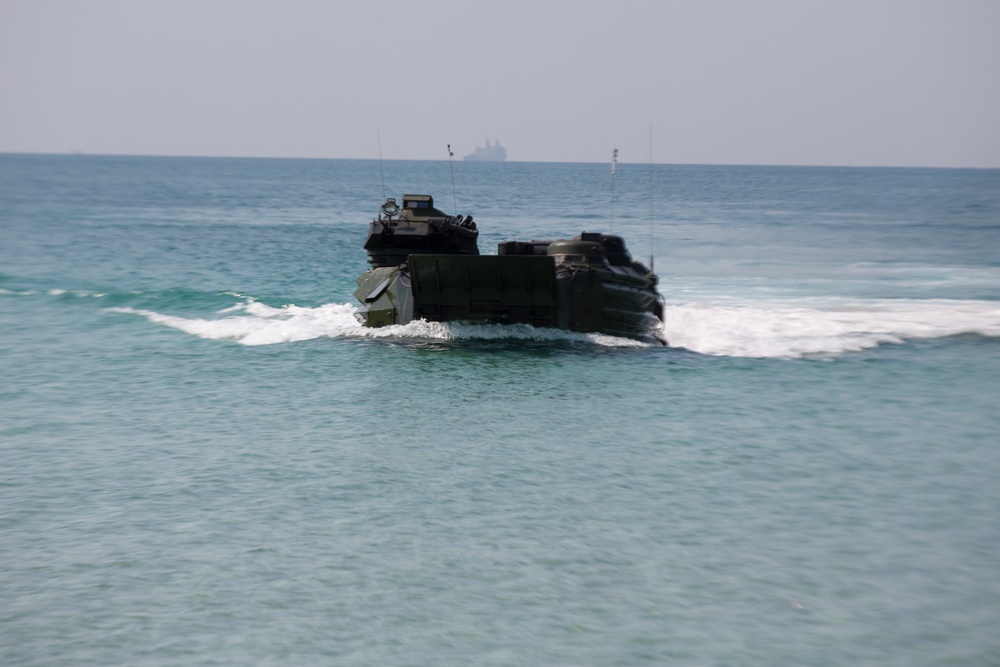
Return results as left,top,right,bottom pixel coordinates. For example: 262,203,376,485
2,154,999,665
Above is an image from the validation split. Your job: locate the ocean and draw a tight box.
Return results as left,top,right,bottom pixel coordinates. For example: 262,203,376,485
1,154,998,665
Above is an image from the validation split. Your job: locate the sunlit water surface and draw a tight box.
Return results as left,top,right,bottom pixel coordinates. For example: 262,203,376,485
2,155,999,665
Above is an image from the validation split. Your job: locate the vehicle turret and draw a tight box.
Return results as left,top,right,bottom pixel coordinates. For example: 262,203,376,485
363,194,479,268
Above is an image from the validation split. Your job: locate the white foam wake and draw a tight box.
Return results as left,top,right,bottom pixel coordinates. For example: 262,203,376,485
110,297,1000,357
110,301,362,345
1,288,106,298
663,299,1000,358
109,300,647,347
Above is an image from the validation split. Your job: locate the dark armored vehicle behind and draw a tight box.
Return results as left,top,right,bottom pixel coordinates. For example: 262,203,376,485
354,194,666,344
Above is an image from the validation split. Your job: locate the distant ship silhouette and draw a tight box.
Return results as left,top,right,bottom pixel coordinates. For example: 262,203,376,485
463,139,507,162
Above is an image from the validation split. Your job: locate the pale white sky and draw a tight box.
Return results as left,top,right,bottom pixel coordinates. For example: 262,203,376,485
2,0,998,167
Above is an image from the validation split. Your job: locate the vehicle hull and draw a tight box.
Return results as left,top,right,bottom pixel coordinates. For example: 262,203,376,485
355,254,666,345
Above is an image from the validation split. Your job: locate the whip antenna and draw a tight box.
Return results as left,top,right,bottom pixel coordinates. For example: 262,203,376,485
649,124,655,272
447,144,458,214
377,128,386,200
610,147,618,232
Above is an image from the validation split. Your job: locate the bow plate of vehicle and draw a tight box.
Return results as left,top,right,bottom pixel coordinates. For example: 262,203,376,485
354,194,666,345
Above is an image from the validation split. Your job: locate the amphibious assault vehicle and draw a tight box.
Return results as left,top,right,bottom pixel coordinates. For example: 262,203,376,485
354,194,666,344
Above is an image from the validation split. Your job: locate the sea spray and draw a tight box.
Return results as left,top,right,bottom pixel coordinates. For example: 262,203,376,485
109,301,650,348
663,298,1000,358
110,295,1000,357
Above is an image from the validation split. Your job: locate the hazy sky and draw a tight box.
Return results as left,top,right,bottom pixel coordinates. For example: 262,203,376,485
2,0,998,167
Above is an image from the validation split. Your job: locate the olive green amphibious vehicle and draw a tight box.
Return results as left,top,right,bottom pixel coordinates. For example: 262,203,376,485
354,194,666,345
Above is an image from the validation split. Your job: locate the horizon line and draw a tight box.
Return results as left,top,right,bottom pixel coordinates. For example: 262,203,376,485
1,150,996,171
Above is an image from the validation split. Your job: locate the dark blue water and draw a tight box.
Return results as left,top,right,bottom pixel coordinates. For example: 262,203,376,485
2,154,999,665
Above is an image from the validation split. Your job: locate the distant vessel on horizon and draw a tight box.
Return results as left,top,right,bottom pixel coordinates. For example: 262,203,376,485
463,139,507,162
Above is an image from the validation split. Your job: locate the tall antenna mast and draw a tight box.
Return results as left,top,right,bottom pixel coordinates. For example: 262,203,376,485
648,124,655,272
447,144,458,215
377,127,386,200
610,147,618,232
